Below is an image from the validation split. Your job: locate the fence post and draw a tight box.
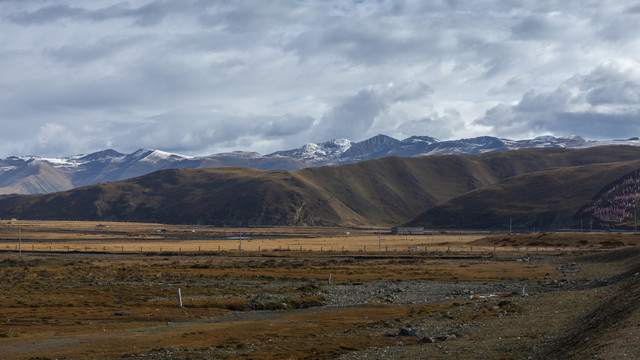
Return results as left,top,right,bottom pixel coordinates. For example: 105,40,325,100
177,288,183,308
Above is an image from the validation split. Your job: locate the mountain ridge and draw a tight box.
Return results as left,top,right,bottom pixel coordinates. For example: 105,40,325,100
2,146,640,229
1,134,639,195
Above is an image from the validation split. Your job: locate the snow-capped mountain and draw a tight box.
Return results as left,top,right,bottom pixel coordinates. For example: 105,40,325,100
269,138,353,163
1,135,639,195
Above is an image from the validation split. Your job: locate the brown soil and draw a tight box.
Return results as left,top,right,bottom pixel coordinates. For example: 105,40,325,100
0,222,639,359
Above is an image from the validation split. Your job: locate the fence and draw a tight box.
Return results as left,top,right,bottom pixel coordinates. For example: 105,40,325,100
0,241,590,255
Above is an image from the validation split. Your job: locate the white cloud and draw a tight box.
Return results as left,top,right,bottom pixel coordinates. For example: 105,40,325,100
475,60,640,139
0,0,639,157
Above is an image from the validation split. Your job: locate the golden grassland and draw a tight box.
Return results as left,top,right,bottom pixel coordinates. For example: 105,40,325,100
0,252,560,359
2,220,639,254
0,221,639,359
0,220,486,253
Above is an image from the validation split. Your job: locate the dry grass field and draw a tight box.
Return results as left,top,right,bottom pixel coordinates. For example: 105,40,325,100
0,221,639,359
0,220,491,253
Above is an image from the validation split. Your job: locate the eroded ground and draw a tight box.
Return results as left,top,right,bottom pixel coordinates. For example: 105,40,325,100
0,231,639,359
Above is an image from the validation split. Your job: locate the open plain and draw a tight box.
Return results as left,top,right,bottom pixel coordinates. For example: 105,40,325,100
0,221,639,359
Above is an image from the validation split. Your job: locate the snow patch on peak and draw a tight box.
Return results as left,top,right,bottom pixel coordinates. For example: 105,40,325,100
269,138,352,162
403,136,439,144
301,138,352,160
39,157,75,166
141,150,192,162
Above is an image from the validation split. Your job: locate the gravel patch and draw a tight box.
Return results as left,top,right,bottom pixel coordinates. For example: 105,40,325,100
322,279,524,307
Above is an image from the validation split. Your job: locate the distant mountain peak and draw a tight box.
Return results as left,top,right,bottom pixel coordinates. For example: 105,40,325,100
268,138,353,163
128,149,192,163
75,149,125,163
1,134,640,195
403,136,439,144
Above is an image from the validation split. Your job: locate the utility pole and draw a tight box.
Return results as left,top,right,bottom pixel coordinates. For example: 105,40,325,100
18,228,21,257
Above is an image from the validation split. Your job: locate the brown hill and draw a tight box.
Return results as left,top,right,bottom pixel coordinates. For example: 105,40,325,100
407,159,640,230
1,146,639,227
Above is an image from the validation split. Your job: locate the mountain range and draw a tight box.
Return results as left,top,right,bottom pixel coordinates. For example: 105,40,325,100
2,134,639,195
2,145,640,230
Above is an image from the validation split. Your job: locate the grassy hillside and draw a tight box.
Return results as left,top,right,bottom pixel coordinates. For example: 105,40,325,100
408,159,640,230
1,146,640,227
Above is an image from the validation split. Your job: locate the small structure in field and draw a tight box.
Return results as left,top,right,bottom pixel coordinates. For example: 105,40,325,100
391,226,424,235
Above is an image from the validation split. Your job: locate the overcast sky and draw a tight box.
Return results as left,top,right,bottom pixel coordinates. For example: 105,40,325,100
2,0,640,157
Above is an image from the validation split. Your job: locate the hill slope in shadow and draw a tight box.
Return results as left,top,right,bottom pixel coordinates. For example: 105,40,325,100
407,159,640,230
1,146,639,227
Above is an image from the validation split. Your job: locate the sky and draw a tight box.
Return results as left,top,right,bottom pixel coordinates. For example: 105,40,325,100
1,0,640,157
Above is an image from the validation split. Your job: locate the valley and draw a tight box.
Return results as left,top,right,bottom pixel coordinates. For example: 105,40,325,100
0,222,638,359
1,145,640,359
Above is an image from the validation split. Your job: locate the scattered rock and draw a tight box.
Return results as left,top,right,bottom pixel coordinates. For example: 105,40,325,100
434,334,456,342
399,327,420,336
417,333,435,343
